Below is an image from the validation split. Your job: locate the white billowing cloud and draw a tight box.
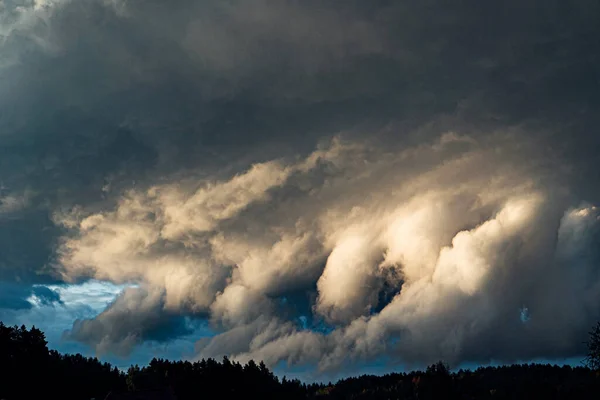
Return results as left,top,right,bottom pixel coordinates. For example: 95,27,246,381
239,327,326,368
56,190,227,312
346,194,546,364
210,229,324,295
432,194,543,295
316,232,384,324
54,132,600,371
156,161,291,240
380,193,483,283
226,191,555,372
210,284,274,329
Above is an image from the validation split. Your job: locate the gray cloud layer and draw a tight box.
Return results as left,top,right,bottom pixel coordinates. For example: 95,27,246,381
1,0,600,374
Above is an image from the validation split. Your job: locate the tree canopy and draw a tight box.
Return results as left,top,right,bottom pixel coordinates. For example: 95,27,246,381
585,322,600,370
2,322,600,399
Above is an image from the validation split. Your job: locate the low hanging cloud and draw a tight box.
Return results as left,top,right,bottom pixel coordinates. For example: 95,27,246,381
54,132,600,371
1,0,600,376
63,286,196,356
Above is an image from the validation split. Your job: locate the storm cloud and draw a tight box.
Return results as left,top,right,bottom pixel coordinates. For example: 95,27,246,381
1,0,600,375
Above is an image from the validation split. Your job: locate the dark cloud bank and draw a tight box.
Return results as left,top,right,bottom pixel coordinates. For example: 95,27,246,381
1,0,600,377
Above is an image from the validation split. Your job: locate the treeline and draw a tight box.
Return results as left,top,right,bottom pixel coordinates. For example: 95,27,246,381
0,322,310,400
129,359,600,400
127,357,313,399
318,361,600,399
3,323,600,399
0,323,125,399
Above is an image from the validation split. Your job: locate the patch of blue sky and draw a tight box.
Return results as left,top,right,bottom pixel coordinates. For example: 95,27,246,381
519,306,531,323
2,279,213,369
2,280,130,344
293,313,335,335
41,280,135,313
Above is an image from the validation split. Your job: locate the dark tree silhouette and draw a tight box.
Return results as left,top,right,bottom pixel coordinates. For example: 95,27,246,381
585,322,600,370
0,322,126,399
3,321,600,399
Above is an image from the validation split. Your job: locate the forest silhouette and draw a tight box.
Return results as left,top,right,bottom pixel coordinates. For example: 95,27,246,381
2,322,600,399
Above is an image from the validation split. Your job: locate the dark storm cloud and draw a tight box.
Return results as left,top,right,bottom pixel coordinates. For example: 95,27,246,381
63,286,196,356
2,0,598,188
0,282,62,310
0,282,35,310
1,0,600,374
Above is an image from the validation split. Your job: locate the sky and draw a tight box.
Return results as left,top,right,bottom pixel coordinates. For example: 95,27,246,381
0,0,600,381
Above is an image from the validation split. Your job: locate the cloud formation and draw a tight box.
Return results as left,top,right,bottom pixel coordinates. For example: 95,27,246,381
64,285,196,356
53,132,600,372
1,0,600,376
